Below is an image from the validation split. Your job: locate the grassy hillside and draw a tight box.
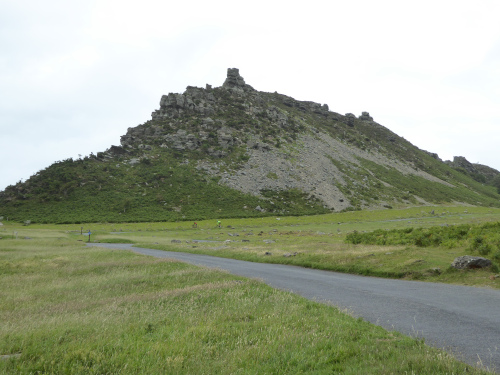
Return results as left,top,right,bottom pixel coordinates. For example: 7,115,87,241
1,71,499,223
0,154,328,224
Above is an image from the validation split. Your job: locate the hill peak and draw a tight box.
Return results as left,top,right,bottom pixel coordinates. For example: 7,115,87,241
1,68,499,223
222,68,255,92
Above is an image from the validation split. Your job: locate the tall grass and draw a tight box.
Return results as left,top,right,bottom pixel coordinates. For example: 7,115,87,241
0,238,492,374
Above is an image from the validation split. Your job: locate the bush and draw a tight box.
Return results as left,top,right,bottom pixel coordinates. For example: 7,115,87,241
345,230,364,245
478,243,493,256
345,222,500,250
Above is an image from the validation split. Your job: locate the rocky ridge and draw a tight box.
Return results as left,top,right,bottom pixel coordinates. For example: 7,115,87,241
115,68,492,211
2,67,500,223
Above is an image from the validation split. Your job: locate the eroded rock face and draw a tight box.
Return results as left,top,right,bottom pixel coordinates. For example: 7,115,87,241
222,68,254,92
447,156,478,175
451,256,492,270
115,67,454,211
152,86,217,120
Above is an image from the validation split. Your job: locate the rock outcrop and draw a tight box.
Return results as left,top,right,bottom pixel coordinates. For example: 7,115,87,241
446,156,477,175
445,156,500,184
151,86,217,120
358,111,373,122
115,68,473,211
451,256,492,270
222,68,254,92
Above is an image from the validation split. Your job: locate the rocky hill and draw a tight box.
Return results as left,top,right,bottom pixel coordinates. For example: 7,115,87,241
1,68,499,223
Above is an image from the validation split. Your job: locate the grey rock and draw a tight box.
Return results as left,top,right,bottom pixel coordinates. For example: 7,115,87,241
345,113,356,127
222,68,254,92
451,256,492,270
359,111,373,122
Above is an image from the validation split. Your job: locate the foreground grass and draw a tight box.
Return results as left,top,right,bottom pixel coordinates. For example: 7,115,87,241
0,238,492,374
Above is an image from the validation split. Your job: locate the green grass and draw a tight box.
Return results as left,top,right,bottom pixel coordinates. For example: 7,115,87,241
0,155,328,224
0,238,492,374
3,205,499,289
62,205,498,288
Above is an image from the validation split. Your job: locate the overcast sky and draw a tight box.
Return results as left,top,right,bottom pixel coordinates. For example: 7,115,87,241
1,0,499,191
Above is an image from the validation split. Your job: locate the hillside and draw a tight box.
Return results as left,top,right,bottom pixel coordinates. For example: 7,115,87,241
1,68,499,223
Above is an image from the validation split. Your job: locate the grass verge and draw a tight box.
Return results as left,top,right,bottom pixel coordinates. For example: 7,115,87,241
0,238,493,374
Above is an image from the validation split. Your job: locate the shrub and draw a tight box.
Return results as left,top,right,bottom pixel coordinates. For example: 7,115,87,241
478,243,493,256
345,230,363,245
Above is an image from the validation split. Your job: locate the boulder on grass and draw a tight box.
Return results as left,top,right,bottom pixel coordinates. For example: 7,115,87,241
451,256,492,270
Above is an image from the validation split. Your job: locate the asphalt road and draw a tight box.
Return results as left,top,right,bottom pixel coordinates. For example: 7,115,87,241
89,243,500,372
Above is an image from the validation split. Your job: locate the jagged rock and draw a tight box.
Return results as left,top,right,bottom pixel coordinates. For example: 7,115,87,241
106,145,128,156
446,156,478,175
359,111,373,122
444,156,499,183
345,113,356,127
150,85,216,120
423,151,442,161
222,68,254,92
451,256,492,270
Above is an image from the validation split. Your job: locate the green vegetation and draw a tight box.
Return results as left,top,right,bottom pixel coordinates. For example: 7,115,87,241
357,158,499,207
0,155,327,224
5,205,496,288
346,221,500,252
0,235,492,374
132,211,500,286
3,72,499,371
1,84,499,224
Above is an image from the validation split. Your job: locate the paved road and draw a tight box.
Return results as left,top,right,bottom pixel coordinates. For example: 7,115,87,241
89,243,500,372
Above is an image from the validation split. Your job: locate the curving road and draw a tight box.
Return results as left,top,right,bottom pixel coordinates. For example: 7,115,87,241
88,243,500,372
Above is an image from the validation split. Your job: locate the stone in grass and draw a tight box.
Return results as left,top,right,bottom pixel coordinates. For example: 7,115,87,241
451,256,492,270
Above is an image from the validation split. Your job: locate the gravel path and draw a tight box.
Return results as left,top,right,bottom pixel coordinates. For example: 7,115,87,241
89,243,500,372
